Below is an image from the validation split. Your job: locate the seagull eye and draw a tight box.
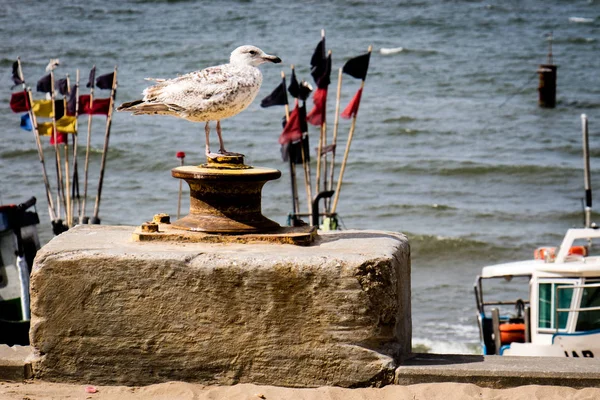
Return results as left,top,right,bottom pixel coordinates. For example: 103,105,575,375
249,50,257,55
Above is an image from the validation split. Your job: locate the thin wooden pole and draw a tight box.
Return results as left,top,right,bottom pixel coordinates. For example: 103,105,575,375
92,66,118,223
291,65,313,216
315,47,332,216
63,74,72,227
176,152,185,220
49,69,66,220
71,70,81,223
331,45,371,214
281,71,299,216
300,128,313,216
26,90,58,222
321,53,332,205
331,79,365,214
328,68,343,199
314,31,326,199
80,65,95,224
315,121,324,196
17,58,57,222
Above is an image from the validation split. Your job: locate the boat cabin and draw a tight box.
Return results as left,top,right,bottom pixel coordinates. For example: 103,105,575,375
475,228,600,357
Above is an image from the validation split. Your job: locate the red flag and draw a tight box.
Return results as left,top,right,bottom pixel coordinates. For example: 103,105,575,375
10,91,30,113
306,87,327,126
79,95,111,115
341,88,363,119
279,105,302,145
50,132,68,145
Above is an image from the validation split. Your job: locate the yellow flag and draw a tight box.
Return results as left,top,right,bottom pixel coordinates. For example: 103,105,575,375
37,122,54,136
56,116,77,134
32,100,54,118
37,116,77,136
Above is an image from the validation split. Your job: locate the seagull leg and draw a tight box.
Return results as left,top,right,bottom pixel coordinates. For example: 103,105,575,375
204,121,212,157
216,120,244,156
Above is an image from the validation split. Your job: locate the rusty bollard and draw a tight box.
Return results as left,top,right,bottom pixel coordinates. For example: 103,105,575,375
171,155,281,233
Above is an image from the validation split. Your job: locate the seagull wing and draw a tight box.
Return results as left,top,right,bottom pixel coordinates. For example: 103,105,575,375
142,65,239,113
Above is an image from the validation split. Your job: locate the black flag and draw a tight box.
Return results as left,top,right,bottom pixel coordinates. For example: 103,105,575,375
67,85,77,116
11,61,24,87
310,38,327,84
342,52,371,80
36,74,51,93
315,53,332,89
96,72,114,90
288,69,300,99
53,99,65,119
56,78,69,96
260,80,288,108
86,66,96,88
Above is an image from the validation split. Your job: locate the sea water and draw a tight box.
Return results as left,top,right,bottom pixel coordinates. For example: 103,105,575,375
1,0,599,354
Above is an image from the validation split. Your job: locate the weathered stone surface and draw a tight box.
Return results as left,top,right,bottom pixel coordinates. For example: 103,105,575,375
29,225,410,387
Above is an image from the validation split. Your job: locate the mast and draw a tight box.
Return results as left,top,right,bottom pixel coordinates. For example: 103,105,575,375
582,114,592,228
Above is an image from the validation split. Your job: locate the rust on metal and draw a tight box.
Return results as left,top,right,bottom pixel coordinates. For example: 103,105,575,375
141,221,159,233
201,154,251,170
132,222,317,246
132,154,317,244
171,154,281,234
153,213,171,224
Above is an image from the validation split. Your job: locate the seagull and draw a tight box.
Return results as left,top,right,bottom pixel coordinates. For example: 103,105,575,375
117,45,281,157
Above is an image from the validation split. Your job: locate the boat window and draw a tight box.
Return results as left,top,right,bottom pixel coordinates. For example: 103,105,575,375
539,282,574,330
576,282,600,332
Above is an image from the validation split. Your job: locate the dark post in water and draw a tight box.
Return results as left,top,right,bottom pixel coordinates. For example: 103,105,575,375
538,32,557,108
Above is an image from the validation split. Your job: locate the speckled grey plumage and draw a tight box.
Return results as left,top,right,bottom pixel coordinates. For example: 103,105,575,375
118,45,281,122
117,45,281,156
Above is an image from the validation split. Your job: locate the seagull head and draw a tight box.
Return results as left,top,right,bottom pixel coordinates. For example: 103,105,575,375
230,45,282,67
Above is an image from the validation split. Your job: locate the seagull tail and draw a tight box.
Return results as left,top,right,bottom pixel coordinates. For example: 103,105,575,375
117,100,144,112
117,100,174,115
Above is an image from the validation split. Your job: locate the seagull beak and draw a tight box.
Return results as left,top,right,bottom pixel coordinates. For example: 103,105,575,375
263,55,282,64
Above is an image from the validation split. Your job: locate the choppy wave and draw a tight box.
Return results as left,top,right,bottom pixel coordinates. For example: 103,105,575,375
369,203,456,217
379,161,578,180
408,232,502,255
1,149,41,159
569,17,594,23
382,116,420,123
564,37,597,44
380,47,404,55
412,337,480,355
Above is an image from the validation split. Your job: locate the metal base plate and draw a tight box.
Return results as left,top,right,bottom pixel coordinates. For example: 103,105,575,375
132,223,317,246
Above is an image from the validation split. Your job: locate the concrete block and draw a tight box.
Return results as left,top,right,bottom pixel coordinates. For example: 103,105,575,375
396,353,600,388
0,345,33,381
29,225,410,387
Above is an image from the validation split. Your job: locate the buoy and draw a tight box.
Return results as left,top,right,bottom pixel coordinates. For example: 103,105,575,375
534,246,588,260
499,323,526,344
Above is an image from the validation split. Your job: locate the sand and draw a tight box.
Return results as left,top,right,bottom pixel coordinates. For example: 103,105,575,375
2,381,600,400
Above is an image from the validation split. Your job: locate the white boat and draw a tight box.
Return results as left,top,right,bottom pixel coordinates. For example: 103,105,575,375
474,115,600,357
475,228,600,357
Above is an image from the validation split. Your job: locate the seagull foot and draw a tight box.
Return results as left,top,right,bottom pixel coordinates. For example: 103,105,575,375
218,150,245,157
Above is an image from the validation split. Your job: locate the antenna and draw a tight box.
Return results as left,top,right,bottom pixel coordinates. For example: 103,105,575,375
547,31,553,65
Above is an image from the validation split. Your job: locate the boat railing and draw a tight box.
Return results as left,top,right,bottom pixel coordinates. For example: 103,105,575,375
555,228,600,263
555,283,600,332
474,275,530,314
